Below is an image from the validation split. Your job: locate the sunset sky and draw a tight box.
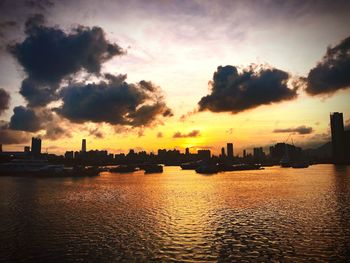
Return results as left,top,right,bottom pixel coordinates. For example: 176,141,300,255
0,0,350,155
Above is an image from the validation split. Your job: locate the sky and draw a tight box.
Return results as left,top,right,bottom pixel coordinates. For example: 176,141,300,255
0,0,350,155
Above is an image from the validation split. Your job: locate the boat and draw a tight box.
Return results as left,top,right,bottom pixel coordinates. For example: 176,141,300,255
292,161,309,169
195,163,219,174
220,163,262,171
0,159,100,177
180,160,203,170
110,165,137,173
142,164,163,174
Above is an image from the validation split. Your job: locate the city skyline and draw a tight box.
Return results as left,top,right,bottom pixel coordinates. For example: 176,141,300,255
0,0,350,155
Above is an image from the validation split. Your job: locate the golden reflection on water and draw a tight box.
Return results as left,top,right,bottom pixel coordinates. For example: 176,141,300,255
0,164,349,262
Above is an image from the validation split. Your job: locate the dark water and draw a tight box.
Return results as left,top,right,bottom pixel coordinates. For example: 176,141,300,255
0,164,350,262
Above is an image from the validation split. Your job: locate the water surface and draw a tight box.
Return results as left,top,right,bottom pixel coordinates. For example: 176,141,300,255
1,164,349,262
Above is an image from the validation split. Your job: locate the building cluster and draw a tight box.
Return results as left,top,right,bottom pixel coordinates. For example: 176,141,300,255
1,112,349,165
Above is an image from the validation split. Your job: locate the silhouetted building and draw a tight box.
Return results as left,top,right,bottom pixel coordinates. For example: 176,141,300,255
197,149,211,160
253,147,265,162
185,148,190,155
330,112,346,164
31,137,41,156
270,143,301,162
243,149,247,158
0,144,2,152
24,146,30,153
65,151,74,159
82,139,86,152
227,143,234,158
221,147,225,157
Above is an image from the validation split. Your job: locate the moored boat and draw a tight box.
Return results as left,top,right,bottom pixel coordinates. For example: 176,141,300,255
110,165,137,173
143,164,163,174
195,163,219,174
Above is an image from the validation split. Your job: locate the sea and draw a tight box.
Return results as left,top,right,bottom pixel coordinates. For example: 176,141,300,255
0,164,349,262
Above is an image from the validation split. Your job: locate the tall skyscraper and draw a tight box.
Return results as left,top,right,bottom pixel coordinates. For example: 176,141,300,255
221,147,225,157
82,139,86,152
31,137,41,156
227,143,234,158
330,112,346,164
185,147,190,155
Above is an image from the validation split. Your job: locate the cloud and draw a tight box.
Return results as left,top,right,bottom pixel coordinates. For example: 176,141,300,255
9,106,42,132
273,125,313,135
9,15,125,106
24,0,54,11
8,106,70,141
0,88,10,115
0,20,17,38
305,36,350,95
0,121,31,144
156,132,163,138
89,127,104,139
55,74,173,127
19,77,58,107
44,125,69,140
198,65,298,114
173,130,200,138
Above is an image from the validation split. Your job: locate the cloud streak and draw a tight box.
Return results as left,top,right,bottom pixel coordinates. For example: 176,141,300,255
173,130,200,138
273,125,313,135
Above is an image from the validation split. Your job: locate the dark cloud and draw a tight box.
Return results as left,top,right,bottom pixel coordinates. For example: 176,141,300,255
173,130,200,138
0,121,31,144
89,127,104,139
44,124,70,140
0,88,10,115
9,106,42,132
273,125,313,135
198,65,298,113
20,77,58,107
55,74,173,127
306,36,350,95
9,15,125,106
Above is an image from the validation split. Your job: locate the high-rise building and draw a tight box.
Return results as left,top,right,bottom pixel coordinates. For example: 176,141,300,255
330,112,346,164
31,137,41,156
82,139,86,152
227,143,234,158
185,147,190,155
221,147,225,157
0,144,2,152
